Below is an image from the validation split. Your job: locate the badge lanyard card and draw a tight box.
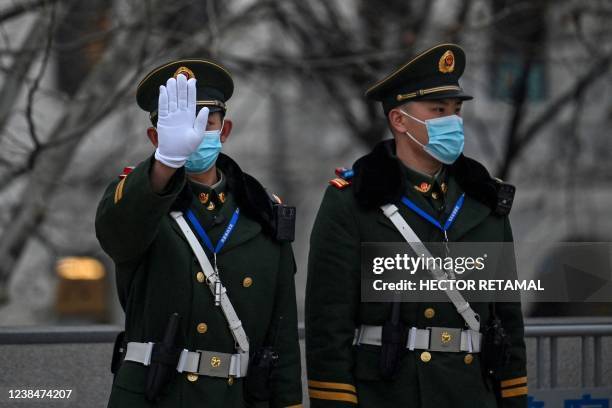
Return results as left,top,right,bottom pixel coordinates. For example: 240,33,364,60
380,194,480,332
186,208,239,306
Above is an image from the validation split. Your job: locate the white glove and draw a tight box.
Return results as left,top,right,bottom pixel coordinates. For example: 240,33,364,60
154,74,209,168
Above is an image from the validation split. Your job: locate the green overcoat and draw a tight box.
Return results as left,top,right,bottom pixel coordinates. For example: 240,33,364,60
306,140,527,408
96,153,302,408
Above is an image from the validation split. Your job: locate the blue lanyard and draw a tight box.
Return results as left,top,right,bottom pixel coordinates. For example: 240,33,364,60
186,208,240,255
400,193,465,237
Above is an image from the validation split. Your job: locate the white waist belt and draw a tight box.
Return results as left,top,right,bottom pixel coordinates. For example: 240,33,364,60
354,325,481,353
124,342,248,378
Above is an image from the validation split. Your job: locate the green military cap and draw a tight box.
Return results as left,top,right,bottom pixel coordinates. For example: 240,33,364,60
136,59,234,123
365,43,473,113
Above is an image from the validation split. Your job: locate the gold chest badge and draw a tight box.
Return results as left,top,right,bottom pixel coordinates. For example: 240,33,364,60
414,182,432,193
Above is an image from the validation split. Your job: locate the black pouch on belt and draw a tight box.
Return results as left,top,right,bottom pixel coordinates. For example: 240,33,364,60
111,330,126,377
481,304,511,386
379,302,407,381
245,315,281,402
144,313,182,402
245,346,279,401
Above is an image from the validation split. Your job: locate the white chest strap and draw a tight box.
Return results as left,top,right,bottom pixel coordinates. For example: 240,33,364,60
170,211,250,360
380,204,480,332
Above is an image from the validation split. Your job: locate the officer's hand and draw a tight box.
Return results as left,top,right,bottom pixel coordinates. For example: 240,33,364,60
154,74,209,168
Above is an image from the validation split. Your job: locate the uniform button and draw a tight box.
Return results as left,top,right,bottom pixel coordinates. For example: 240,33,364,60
242,277,253,288
432,192,439,200
187,373,199,382
197,323,208,334
227,376,234,386
464,354,474,365
420,351,431,363
424,308,435,319
196,272,205,283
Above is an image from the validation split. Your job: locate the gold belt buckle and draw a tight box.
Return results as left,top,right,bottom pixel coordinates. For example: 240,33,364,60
196,350,231,378
428,327,462,352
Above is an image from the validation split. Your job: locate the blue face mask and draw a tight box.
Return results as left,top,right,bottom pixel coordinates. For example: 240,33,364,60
185,122,223,174
400,110,464,164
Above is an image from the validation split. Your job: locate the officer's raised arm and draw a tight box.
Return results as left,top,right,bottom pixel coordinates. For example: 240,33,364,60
95,74,207,264
95,157,185,264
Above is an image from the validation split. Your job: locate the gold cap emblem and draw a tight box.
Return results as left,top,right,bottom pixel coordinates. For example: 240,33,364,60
438,50,455,73
174,66,195,80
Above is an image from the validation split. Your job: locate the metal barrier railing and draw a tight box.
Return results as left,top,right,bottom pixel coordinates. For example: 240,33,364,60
1,317,611,390
0,325,121,344
524,317,612,389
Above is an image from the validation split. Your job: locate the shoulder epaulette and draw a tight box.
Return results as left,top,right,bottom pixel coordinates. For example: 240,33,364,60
329,178,351,190
329,167,354,190
118,166,135,180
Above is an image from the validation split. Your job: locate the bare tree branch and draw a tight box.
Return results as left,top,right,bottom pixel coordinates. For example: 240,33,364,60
0,18,150,292
25,0,57,157
0,15,50,144
0,0,63,25
497,52,612,178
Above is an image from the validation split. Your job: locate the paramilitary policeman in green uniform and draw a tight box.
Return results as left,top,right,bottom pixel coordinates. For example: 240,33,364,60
95,59,302,408
305,44,527,407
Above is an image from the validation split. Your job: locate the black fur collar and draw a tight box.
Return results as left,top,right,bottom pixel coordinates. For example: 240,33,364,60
171,153,274,235
352,139,499,211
